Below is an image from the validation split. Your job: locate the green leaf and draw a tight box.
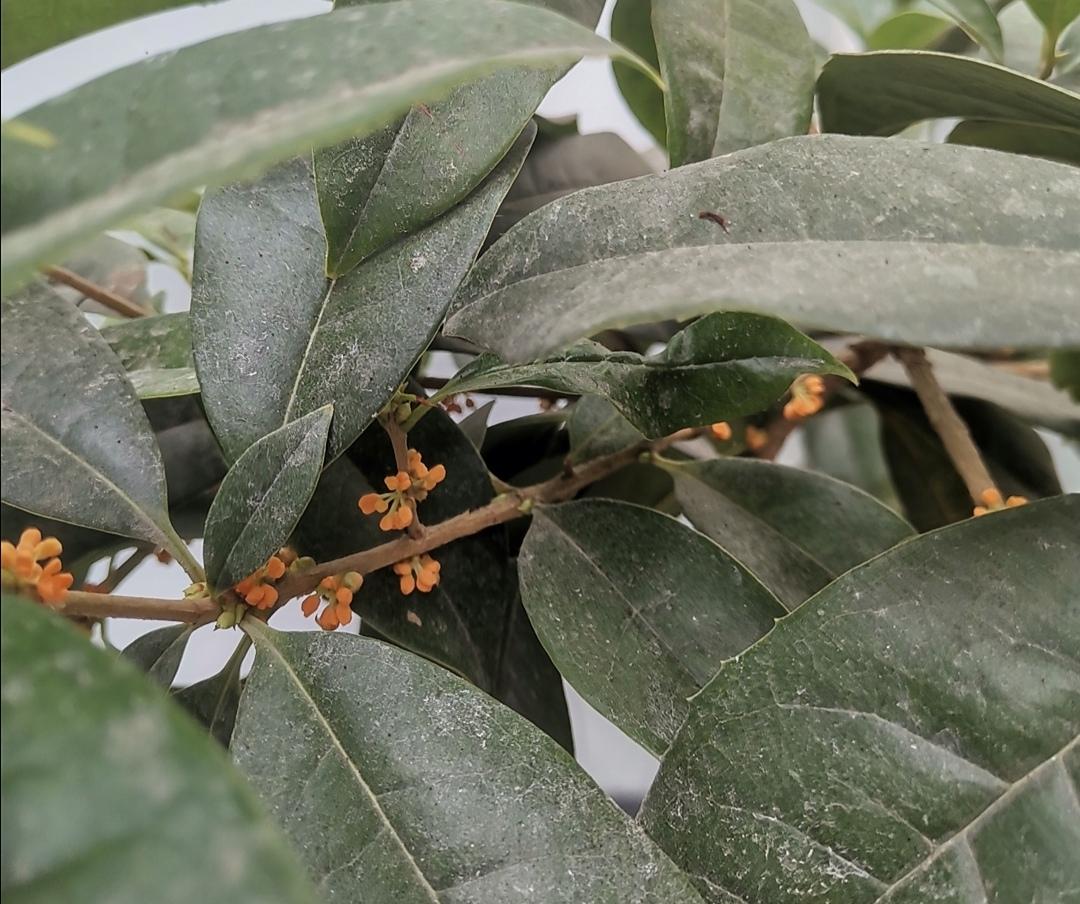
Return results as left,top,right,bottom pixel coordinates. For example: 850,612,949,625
0,0,215,68
233,620,705,902
947,118,1080,163
861,346,1080,432
812,0,898,37
101,313,194,371
125,367,199,400
610,0,667,146
653,0,815,165
1050,348,1080,401
203,407,332,593
53,234,158,314
519,500,786,754
1,597,317,904
1025,0,1080,42
670,458,913,609
0,284,193,569
567,394,644,462
192,129,531,463
173,637,249,748
437,312,853,437
817,51,1080,149
867,12,952,50
457,399,495,450
0,0,636,290
447,136,1080,360
121,623,193,687
802,403,900,506
639,496,1080,904
924,0,1004,60
316,69,556,275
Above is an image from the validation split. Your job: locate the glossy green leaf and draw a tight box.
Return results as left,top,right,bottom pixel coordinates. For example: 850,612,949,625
0,0,213,68
670,458,913,609
193,131,530,463
0,597,316,904
567,394,644,462
653,0,815,165
203,407,332,593
122,623,193,687
519,500,786,754
817,51,1080,140
867,12,951,50
448,136,1080,360
861,346,1080,432
0,0,635,289
173,638,249,748
924,0,1004,59
0,284,194,570
233,620,705,902
297,407,573,748
640,496,1080,904
947,118,1080,163
610,0,667,146
437,313,852,437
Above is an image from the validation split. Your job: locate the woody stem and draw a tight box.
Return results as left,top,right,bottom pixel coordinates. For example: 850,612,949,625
893,346,998,505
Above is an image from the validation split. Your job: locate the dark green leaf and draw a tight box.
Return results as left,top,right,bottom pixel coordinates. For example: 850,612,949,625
924,0,1004,59
121,623,193,688
640,496,1080,904
0,0,215,68
610,0,667,146
1050,348,1080,401
173,637,249,748
802,403,900,507
233,620,704,902
203,406,332,593
101,313,193,371
192,129,531,463
457,399,495,450
1,285,193,570
566,394,643,462
672,457,912,608
437,313,852,436
448,136,1080,360
519,500,786,754
867,12,951,50
0,597,316,904
653,0,815,165
947,118,1080,163
818,51,1080,147
0,0,634,288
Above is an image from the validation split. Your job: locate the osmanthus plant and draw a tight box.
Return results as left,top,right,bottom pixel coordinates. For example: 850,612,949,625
1,0,1079,902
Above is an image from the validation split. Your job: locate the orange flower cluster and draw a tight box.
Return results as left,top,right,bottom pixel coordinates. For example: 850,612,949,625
710,421,733,441
358,448,447,532
744,425,768,451
300,571,362,631
973,488,1028,518
783,375,826,421
234,548,295,611
1,528,74,605
393,554,441,595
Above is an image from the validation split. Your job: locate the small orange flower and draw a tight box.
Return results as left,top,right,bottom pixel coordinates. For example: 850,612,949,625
394,554,441,596
783,374,826,421
710,422,732,441
233,549,292,611
301,571,363,630
356,448,447,531
973,488,1027,517
744,425,768,451
359,493,389,515
1,528,74,606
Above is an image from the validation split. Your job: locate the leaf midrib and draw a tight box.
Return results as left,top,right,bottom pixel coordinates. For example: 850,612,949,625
253,631,442,903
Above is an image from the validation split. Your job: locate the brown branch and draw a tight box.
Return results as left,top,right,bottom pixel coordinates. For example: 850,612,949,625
57,589,217,623
44,265,151,319
893,346,997,505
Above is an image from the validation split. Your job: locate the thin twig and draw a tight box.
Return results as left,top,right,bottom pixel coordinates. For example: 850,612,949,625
57,589,217,622
44,265,151,319
418,376,573,402
894,346,997,505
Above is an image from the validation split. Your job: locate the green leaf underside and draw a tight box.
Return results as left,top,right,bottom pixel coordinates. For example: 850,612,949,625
610,0,667,146
924,0,1004,59
0,0,630,288
233,622,705,902
640,495,1080,904
126,367,200,399
818,51,1080,137
519,500,786,754
947,119,1080,164
121,623,193,687
654,0,815,166
316,67,556,275
192,129,531,464
1,284,178,551
567,394,646,462
447,136,1080,360
101,313,194,371
0,0,213,68
203,407,332,593
1,598,316,904
672,458,914,609
437,313,852,437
